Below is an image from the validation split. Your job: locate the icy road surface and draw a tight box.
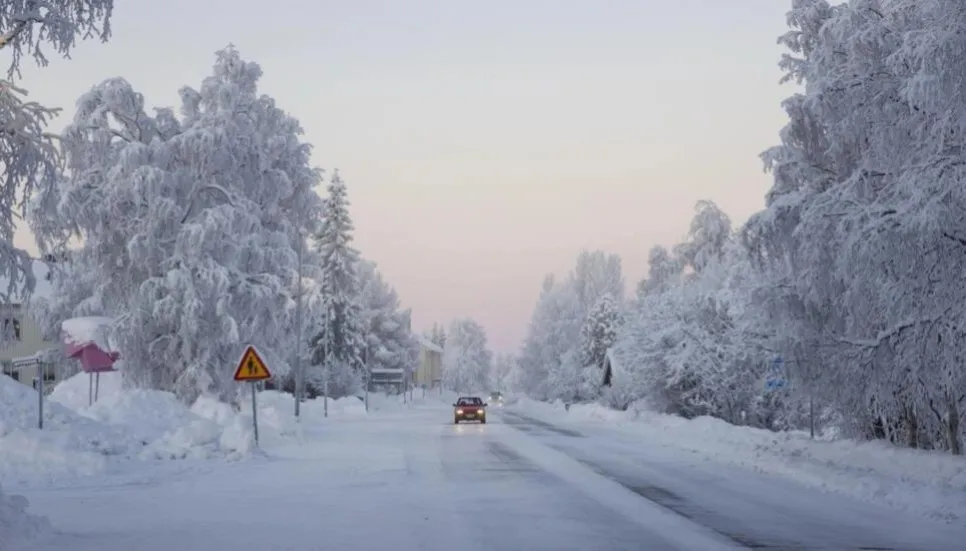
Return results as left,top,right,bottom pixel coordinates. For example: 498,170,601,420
15,398,966,551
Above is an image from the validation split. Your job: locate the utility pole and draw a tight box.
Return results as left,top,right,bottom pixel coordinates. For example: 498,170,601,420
363,346,369,413
323,306,330,418
294,231,304,421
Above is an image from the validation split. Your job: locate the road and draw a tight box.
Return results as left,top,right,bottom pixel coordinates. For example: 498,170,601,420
15,397,966,551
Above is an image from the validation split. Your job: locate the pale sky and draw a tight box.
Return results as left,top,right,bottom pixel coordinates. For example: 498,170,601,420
15,0,792,353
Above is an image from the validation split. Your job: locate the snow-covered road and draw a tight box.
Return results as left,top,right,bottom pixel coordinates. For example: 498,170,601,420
14,398,966,551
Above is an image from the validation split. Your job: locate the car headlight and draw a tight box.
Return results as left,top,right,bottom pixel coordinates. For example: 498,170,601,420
456,409,463,414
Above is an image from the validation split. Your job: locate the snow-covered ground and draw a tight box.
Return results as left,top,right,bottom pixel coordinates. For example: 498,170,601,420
506,397,966,524
7,383,966,550
0,372,400,548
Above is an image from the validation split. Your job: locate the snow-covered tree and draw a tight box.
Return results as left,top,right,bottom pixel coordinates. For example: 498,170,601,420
577,293,623,399
517,250,623,402
0,1,112,319
517,274,580,400
442,318,491,393
427,323,446,349
571,249,624,315
490,353,517,392
308,170,366,398
356,258,418,376
29,47,323,403
636,245,681,299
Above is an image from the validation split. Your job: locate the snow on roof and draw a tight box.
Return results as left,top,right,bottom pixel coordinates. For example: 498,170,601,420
0,259,53,305
370,368,404,374
414,333,443,354
62,316,116,351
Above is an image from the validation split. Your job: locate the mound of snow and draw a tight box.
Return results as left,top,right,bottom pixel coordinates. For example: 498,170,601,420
0,484,49,547
0,374,142,484
509,397,966,523
49,370,122,411
84,389,199,444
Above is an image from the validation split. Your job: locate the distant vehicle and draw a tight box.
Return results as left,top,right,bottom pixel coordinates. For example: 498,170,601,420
489,391,504,405
453,396,486,424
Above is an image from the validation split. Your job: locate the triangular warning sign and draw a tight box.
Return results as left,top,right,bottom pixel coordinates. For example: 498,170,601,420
233,345,272,381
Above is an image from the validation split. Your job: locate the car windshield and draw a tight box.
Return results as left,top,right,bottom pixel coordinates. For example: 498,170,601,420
458,398,481,405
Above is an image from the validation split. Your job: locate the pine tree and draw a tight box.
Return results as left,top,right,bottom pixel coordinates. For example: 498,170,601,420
309,170,366,397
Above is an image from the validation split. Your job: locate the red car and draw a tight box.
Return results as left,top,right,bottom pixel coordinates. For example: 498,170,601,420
453,396,486,424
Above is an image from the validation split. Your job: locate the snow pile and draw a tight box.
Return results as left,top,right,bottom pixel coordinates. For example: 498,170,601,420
0,374,136,484
48,371,123,411
61,316,115,352
0,484,49,547
2,369,400,484
509,398,966,523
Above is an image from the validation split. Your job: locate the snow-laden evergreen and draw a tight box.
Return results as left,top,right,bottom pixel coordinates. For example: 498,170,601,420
29,47,323,403
442,318,492,394
577,293,623,400
308,170,366,398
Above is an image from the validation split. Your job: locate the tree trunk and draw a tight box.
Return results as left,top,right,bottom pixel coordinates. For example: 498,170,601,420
904,404,919,449
946,395,961,455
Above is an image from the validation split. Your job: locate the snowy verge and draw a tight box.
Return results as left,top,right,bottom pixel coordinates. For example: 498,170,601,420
0,484,49,548
1,372,388,486
508,398,966,523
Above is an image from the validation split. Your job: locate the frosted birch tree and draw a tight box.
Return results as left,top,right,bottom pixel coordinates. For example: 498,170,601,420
30,47,323,403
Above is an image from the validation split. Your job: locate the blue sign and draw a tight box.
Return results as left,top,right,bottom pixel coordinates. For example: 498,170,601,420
765,356,786,390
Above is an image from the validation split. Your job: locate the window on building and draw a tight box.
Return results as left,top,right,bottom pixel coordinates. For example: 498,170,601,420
2,318,20,341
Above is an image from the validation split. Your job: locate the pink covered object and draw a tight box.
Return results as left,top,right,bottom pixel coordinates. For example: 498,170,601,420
62,317,119,373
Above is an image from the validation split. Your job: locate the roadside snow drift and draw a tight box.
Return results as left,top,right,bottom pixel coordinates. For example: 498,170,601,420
509,398,966,523
0,484,49,548
3,371,399,486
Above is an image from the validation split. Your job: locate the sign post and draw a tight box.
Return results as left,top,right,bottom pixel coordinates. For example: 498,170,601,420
232,345,272,446
16,357,44,429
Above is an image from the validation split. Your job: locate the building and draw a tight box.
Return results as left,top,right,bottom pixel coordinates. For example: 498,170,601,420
0,259,59,391
412,333,443,388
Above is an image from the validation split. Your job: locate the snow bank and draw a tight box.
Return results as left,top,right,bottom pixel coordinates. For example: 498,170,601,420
509,398,966,523
4,369,407,486
48,371,123,411
0,373,137,484
0,484,48,547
